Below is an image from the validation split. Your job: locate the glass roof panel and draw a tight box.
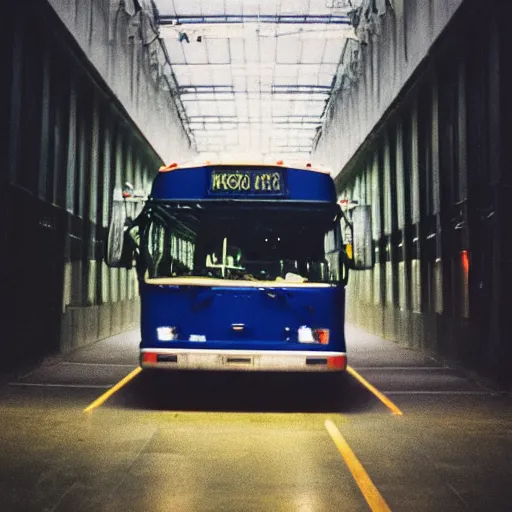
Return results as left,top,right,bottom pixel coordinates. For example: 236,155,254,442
225,0,243,16
264,36,279,56
154,0,357,160
181,43,208,64
301,39,327,63
244,38,259,63
276,39,301,64
323,38,347,63
166,40,186,64
205,39,231,64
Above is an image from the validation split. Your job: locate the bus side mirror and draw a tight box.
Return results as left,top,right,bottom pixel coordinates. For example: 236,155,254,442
105,201,135,268
351,205,373,270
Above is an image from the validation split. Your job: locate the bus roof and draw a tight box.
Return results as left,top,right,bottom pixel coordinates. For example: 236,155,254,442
159,160,330,173
150,163,337,203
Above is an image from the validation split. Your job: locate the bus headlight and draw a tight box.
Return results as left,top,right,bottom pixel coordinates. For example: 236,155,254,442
157,326,178,341
298,326,314,343
297,326,330,344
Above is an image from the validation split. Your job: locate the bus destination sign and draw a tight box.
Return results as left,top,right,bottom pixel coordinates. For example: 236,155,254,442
209,169,285,196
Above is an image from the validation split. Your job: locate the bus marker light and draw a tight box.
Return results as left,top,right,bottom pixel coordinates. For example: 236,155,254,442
159,162,179,172
142,352,157,363
313,328,330,344
157,326,178,341
327,355,347,370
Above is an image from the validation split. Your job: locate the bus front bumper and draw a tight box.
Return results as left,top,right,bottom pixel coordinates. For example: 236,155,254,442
140,348,347,372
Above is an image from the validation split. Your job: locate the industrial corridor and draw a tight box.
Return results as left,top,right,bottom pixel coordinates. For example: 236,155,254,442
2,324,510,511
2,0,512,510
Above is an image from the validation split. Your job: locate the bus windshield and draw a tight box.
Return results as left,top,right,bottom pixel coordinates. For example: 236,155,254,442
140,203,342,284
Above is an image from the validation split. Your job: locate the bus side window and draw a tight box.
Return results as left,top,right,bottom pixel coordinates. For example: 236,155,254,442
324,227,342,283
147,222,164,278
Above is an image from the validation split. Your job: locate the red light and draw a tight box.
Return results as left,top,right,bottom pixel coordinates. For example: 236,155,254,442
461,250,469,275
306,163,312,168
142,352,157,363
327,355,347,370
313,328,330,345
159,162,179,172
276,160,284,165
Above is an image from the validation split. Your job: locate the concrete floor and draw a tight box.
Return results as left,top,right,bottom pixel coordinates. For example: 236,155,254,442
0,326,511,511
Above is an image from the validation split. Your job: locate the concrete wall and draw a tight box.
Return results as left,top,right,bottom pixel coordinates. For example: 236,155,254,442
1,0,192,372
332,0,512,386
46,0,195,164
314,0,464,178
60,299,140,353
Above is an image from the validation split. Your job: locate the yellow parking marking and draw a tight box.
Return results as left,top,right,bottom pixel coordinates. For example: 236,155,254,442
347,366,403,416
83,367,142,413
325,419,392,512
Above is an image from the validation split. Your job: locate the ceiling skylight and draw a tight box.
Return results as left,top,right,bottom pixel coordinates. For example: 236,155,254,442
153,0,359,161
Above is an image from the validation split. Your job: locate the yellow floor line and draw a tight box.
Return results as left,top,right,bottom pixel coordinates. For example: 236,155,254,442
347,366,403,416
325,419,392,512
83,367,142,413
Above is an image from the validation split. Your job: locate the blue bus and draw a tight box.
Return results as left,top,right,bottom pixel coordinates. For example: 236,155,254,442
106,162,372,373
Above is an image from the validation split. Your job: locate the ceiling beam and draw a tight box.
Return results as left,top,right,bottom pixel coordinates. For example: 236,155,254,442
158,14,351,25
